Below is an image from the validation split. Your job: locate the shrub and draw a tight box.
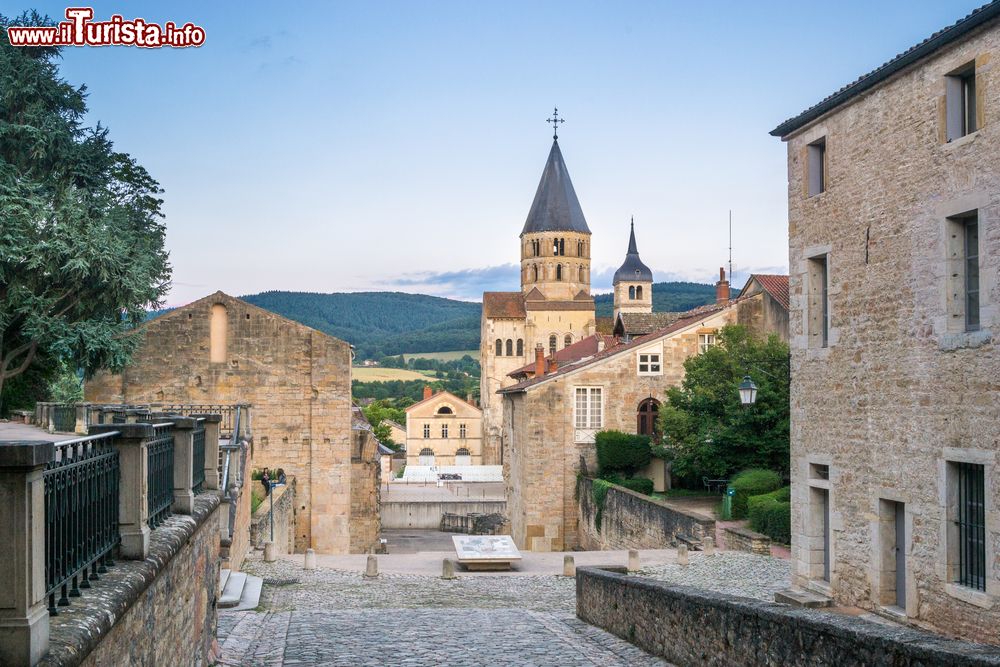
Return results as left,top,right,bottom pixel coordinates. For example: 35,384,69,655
601,474,654,496
748,487,791,543
595,430,652,476
730,468,782,519
591,478,613,532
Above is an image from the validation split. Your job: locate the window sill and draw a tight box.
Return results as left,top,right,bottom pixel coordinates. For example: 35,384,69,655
938,329,992,351
942,130,981,151
945,583,993,609
637,372,663,377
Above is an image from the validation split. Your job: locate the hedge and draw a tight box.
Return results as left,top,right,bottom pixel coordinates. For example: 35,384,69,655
595,430,652,476
748,486,791,543
602,474,654,496
730,468,782,519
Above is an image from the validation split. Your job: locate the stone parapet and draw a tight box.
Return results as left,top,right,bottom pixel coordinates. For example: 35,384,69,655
724,525,772,555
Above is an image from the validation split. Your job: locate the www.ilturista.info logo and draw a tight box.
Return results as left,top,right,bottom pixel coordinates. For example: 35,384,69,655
6,7,205,48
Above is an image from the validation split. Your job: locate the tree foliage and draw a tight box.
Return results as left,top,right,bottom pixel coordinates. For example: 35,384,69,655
657,325,790,486
361,400,407,449
0,12,171,409
595,430,652,477
593,281,729,318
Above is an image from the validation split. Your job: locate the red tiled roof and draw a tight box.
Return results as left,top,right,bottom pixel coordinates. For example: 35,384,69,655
594,317,614,335
746,275,789,311
482,292,526,318
508,334,620,378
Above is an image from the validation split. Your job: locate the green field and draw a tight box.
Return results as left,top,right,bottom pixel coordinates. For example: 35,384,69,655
352,367,436,382
401,350,478,362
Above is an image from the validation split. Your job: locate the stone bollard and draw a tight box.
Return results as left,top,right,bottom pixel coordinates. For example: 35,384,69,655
365,555,379,578
441,559,457,580
677,544,689,566
627,549,640,572
563,555,576,577
703,537,716,556
264,541,276,562
304,549,316,570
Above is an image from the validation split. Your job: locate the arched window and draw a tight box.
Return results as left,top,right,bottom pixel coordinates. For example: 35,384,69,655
516,339,524,356
564,334,573,348
636,285,643,300
532,265,538,282
505,339,513,356
419,448,435,466
455,447,471,466
629,286,636,299
495,339,503,356
437,406,454,415
549,335,557,356
210,303,228,363
556,264,563,281
579,266,585,282
559,238,565,255
578,241,584,256
637,398,661,437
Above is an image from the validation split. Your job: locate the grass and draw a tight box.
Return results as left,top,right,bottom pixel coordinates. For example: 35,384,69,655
651,488,721,500
352,367,435,382
401,350,478,362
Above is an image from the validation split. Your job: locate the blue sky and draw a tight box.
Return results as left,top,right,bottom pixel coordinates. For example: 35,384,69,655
12,1,988,303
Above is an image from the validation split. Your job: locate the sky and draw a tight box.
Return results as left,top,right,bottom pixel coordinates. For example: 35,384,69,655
10,0,989,303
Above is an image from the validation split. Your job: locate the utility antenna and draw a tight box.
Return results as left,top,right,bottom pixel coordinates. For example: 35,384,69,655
728,210,733,281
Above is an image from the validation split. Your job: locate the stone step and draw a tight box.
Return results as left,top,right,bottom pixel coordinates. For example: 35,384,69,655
219,568,231,595
219,571,247,608
226,575,263,612
774,587,832,608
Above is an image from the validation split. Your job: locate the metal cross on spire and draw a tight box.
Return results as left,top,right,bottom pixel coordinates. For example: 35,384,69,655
546,107,565,140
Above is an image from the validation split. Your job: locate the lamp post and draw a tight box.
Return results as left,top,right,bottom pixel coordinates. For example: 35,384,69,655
738,375,758,406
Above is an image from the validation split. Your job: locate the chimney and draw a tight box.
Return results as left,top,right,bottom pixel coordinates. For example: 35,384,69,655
547,356,558,373
716,267,730,304
534,344,545,377
597,337,606,353
423,385,433,400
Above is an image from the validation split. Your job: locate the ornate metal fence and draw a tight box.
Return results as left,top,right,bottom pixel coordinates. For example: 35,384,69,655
147,430,175,529
192,422,206,494
52,406,76,432
151,403,248,437
43,433,120,616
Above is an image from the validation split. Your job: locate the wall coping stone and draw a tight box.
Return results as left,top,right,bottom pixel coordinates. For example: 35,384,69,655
576,567,1000,665
89,423,154,439
41,493,221,667
582,477,715,528
724,525,770,540
0,440,55,468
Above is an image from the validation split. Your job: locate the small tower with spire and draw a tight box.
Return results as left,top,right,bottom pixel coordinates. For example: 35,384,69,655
612,219,653,321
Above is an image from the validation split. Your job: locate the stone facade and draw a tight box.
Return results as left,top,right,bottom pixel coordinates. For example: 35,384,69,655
85,291,376,554
724,525,772,556
776,13,999,642
250,479,296,555
405,389,483,466
350,423,381,552
577,478,715,551
576,567,1000,667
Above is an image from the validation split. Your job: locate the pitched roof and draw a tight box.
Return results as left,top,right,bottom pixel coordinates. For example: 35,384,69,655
521,140,591,235
594,317,615,335
744,274,789,311
403,389,481,415
614,311,684,336
508,333,620,378
483,292,526,319
613,221,653,284
771,2,1000,137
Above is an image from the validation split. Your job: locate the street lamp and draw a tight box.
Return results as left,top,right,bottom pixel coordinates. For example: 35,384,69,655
738,375,758,406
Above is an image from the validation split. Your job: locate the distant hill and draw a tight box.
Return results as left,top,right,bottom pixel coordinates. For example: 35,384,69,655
593,281,722,318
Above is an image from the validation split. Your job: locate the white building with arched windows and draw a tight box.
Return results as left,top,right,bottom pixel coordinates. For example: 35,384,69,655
404,387,483,467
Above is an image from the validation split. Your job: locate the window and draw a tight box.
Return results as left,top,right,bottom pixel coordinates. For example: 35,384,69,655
564,333,573,348
949,461,986,591
506,339,513,356
808,255,830,347
629,285,636,299
698,333,716,354
459,423,467,439
574,387,603,430
423,424,430,439
946,63,978,141
965,215,980,331
636,285,643,300
436,406,453,415
549,335,557,356
807,137,826,196
516,339,523,356
532,265,538,282
556,264,563,281
455,447,471,466
638,352,661,375
577,241,584,256
636,398,660,437
441,424,449,438
579,266,585,282
210,303,228,363
495,339,502,356
418,448,435,466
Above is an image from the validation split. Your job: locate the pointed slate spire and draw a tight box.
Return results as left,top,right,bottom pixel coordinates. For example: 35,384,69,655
521,140,591,235
613,218,653,285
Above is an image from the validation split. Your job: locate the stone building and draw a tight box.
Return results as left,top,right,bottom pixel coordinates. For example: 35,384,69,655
405,387,483,466
500,271,789,551
85,291,380,554
771,3,999,642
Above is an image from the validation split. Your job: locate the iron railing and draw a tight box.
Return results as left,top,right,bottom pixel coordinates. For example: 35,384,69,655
957,461,986,591
147,428,175,529
52,406,76,432
192,422,206,494
151,403,249,437
43,432,120,616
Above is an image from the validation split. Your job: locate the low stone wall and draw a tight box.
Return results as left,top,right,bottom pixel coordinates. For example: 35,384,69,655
43,494,221,666
576,567,1000,667
724,525,771,555
226,443,254,570
577,477,715,550
440,512,509,535
381,501,507,529
250,479,296,554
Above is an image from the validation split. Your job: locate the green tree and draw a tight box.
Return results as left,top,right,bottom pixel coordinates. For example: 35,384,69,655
361,400,407,450
0,12,171,410
658,325,789,486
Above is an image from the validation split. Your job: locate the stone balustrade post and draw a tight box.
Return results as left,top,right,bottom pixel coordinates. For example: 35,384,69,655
169,418,197,514
90,423,153,560
0,440,54,666
74,403,91,435
193,414,222,491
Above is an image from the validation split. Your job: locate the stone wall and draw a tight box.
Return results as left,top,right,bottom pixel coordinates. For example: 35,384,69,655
577,477,715,551
225,443,254,571
43,495,221,666
350,428,381,552
576,567,1000,667
724,525,772,555
250,480,295,555
381,500,507,529
781,19,999,641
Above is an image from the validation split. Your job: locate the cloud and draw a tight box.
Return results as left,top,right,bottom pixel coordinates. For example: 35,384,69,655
381,264,520,300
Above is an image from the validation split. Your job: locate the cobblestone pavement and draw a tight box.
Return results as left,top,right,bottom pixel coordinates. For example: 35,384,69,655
218,555,669,666
638,551,791,602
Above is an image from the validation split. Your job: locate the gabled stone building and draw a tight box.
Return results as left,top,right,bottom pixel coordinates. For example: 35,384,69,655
772,2,999,642
404,387,483,467
85,291,380,554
